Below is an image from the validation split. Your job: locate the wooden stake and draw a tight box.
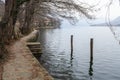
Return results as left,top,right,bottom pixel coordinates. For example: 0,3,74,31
71,35,73,59
89,38,94,76
90,38,93,62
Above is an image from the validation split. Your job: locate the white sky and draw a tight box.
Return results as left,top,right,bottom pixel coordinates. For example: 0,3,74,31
80,0,120,20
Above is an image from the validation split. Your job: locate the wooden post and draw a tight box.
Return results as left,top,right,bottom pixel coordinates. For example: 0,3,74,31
90,38,93,62
89,38,94,76
71,35,73,59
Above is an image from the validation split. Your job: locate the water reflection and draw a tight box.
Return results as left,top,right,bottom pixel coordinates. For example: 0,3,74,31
70,57,73,67
38,27,120,80
89,58,93,77
70,47,73,60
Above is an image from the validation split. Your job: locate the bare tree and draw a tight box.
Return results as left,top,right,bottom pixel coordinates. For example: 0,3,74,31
0,0,94,57
20,0,39,35
34,0,93,23
0,0,30,58
17,0,94,34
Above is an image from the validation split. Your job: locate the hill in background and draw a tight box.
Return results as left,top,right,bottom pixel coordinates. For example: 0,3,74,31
91,16,120,26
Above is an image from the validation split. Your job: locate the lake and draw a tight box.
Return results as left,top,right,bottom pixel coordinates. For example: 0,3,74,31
37,26,120,80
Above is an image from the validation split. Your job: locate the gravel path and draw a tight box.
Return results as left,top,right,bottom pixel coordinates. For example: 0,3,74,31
2,30,53,80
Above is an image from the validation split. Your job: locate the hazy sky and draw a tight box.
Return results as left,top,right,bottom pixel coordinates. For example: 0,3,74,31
80,0,120,20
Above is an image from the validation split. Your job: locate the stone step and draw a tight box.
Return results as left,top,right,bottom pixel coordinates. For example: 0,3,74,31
27,42,41,45
30,50,42,53
27,45,40,47
29,47,42,49
32,52,42,54
27,42,43,56
27,42,41,48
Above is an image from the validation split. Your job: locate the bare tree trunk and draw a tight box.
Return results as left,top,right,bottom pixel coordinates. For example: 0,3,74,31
0,0,18,57
0,0,29,57
21,0,39,35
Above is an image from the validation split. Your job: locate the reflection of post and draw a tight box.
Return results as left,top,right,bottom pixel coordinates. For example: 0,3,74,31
71,35,73,60
89,60,93,76
70,58,73,67
89,38,94,77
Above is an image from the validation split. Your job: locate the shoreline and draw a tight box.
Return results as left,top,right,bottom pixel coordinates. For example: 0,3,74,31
1,30,53,80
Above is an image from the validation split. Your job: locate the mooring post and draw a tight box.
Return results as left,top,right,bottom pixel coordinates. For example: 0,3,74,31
71,35,73,59
89,38,94,76
90,38,93,63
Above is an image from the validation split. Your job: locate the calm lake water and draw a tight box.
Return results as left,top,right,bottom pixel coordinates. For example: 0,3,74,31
37,27,120,80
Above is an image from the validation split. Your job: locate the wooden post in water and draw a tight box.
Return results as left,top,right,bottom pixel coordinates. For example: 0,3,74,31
89,47,93,76
71,35,73,59
90,38,93,62
89,38,94,76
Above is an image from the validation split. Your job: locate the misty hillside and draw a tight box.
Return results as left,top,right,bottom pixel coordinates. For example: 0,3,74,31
92,16,120,26
110,16,120,25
